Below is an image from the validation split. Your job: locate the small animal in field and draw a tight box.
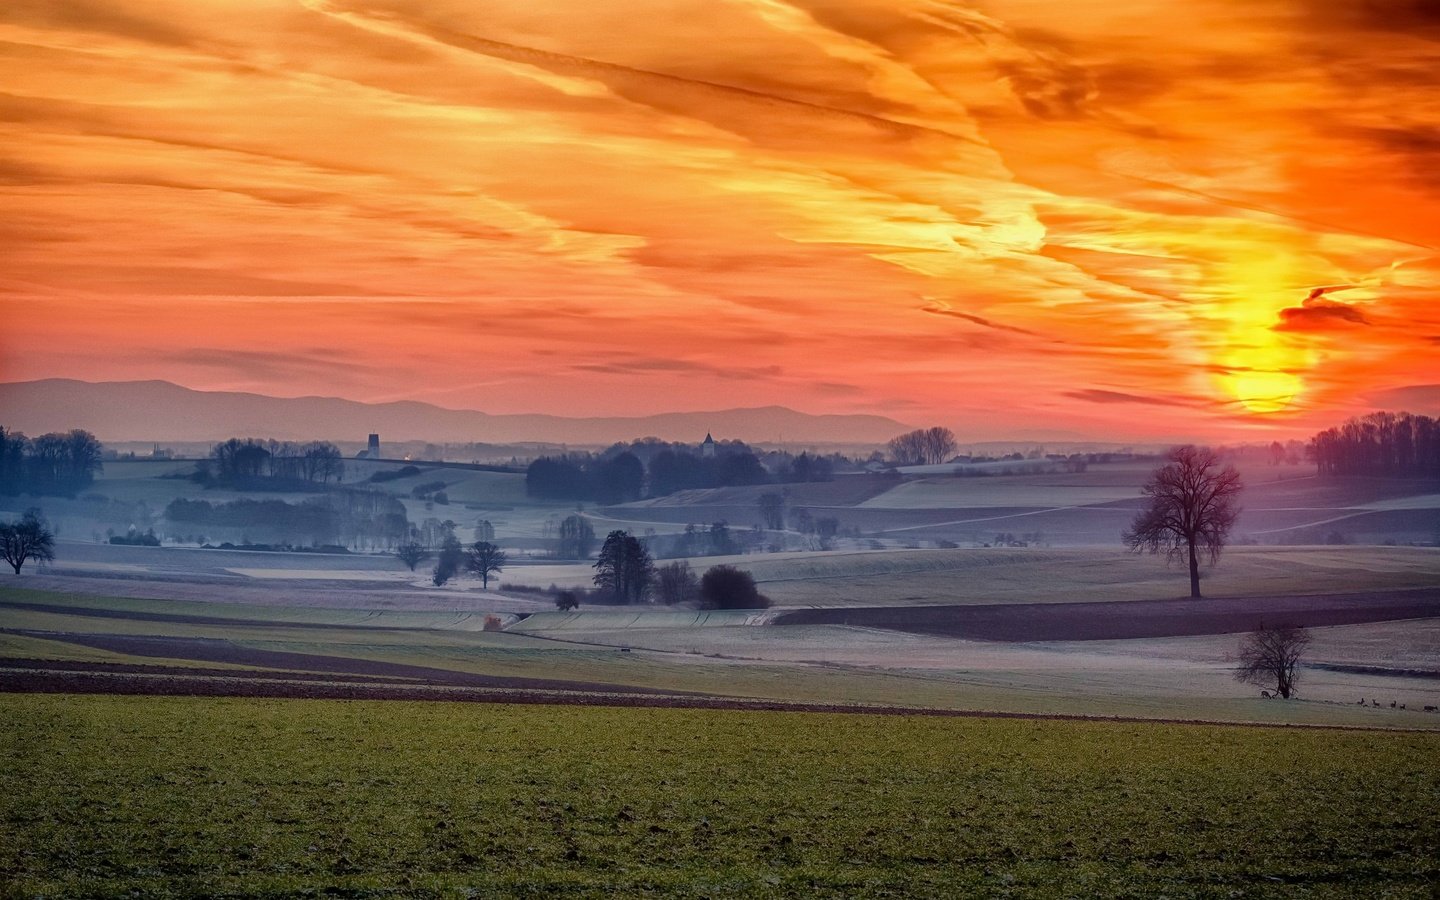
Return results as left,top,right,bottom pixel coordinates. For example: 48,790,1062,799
1425,706,1437,713
1260,691,1271,699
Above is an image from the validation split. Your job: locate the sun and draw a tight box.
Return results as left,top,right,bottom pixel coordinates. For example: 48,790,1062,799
1224,369,1302,414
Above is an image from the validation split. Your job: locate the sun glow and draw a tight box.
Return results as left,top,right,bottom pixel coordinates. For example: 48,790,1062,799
1224,369,1303,413
1,0,1437,437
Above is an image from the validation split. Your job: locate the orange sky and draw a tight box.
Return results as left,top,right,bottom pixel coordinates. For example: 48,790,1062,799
2,0,1438,441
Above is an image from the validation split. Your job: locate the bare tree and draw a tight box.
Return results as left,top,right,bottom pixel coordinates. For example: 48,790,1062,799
1,508,56,574
556,514,595,559
1123,445,1243,598
655,560,699,605
757,492,785,531
887,427,958,466
1234,625,1310,698
395,541,430,572
465,541,507,589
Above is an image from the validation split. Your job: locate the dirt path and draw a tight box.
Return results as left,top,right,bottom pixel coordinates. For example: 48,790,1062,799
774,588,1440,641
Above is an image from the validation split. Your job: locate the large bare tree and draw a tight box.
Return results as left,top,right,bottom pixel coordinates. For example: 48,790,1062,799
1123,445,1243,598
0,508,55,574
1234,625,1310,698
465,541,507,590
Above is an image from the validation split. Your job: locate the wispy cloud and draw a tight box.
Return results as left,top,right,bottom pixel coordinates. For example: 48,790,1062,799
1,0,1437,437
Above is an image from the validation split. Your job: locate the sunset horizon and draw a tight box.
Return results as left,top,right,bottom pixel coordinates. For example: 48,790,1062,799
4,0,1438,443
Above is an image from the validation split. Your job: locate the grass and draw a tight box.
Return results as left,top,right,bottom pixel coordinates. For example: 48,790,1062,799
0,695,1436,898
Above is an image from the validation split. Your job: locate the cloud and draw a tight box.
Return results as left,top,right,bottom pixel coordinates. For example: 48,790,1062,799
160,348,378,382
1363,384,1440,412
920,301,1040,336
1062,389,1193,408
1347,125,1440,192
4,0,195,47
1273,286,1372,333
570,356,784,381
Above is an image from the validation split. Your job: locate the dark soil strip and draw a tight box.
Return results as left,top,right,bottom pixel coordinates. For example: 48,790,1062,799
775,589,1440,641
2,665,1434,732
0,599,415,631
0,631,688,696
1307,663,1440,680
0,658,417,684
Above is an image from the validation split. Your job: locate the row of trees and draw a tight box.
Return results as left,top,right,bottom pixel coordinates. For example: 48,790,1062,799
0,427,104,497
415,538,508,588
165,490,410,549
579,530,769,608
202,438,345,488
1308,412,1440,477
887,427,958,466
526,443,837,503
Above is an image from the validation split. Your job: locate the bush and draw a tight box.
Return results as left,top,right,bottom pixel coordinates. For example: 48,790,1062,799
555,590,580,611
369,465,422,484
699,565,770,610
482,615,503,632
109,528,161,547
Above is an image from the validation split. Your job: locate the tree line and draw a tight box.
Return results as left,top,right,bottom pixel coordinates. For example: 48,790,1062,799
0,427,103,496
567,530,769,608
165,491,410,549
526,440,837,503
1308,411,1440,477
199,438,345,489
886,427,957,466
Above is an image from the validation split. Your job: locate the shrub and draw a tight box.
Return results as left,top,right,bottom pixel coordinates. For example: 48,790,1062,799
699,565,770,610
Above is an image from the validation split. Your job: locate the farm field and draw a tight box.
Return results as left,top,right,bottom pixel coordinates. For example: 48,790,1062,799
38,543,1440,610
2,695,1437,898
5,584,1439,728
504,546,1440,607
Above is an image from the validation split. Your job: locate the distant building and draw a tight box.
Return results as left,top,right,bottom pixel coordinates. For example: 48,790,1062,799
357,433,382,460
701,432,716,459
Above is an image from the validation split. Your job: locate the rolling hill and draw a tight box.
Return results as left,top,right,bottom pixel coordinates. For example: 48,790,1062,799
0,379,911,445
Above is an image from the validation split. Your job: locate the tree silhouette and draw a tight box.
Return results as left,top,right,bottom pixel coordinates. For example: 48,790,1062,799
1123,445,1243,599
887,427,957,466
395,541,430,572
757,492,785,530
466,540,507,589
593,530,653,604
556,514,595,559
699,565,770,610
1234,625,1309,698
1,508,55,574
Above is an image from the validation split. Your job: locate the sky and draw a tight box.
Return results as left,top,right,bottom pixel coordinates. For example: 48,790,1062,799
2,0,1438,442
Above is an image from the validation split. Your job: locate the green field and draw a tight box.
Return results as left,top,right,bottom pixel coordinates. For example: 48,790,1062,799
1,695,1436,897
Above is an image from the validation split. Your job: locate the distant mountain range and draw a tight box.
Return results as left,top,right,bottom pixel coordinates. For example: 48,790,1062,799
0,379,912,446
